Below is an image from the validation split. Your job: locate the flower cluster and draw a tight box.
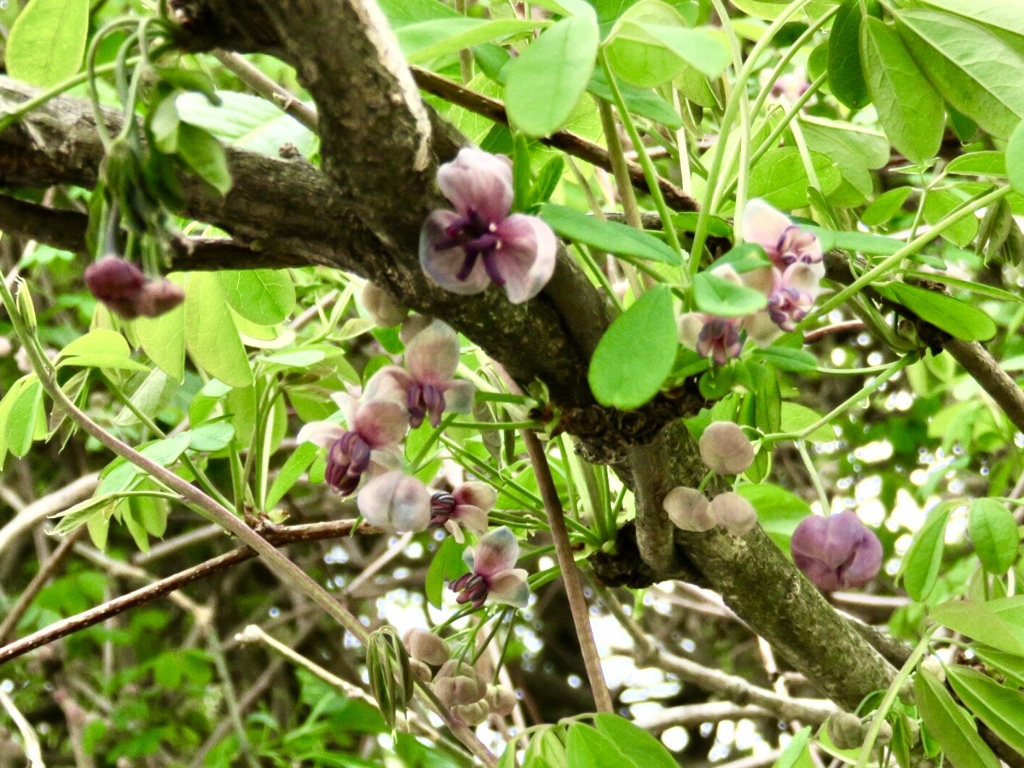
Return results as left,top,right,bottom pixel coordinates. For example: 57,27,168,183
295,318,529,610
84,256,184,320
663,422,758,536
420,148,557,304
679,199,826,365
790,511,882,591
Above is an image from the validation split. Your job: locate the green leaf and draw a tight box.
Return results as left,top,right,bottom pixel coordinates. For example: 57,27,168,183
737,484,811,550
899,503,951,600
873,282,996,342
539,203,681,264
176,124,233,195
861,187,913,226
176,91,317,159
218,270,295,326
947,666,1024,756
773,726,813,768
747,147,841,209
930,601,1024,655
265,442,319,510
918,0,1024,42
604,0,727,87
897,10,1024,140
828,0,870,109
51,493,118,537
592,715,675,768
6,377,43,458
947,151,1007,177
779,402,834,441
114,369,178,427
588,285,677,409
915,669,1001,768
135,278,186,382
922,189,979,247
968,498,1019,575
5,0,89,87
425,537,468,608
859,17,945,164
566,723,635,768
184,272,254,388
587,67,683,129
505,15,599,137
1008,121,1024,196
188,422,236,452
803,226,905,255
399,18,544,63
751,347,819,374
692,270,768,317
972,645,1024,688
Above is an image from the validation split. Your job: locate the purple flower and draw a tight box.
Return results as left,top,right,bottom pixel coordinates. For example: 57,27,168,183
420,148,557,304
84,256,184,320
678,313,744,365
357,470,431,533
373,320,476,428
297,385,409,496
430,481,496,542
449,527,529,608
743,199,823,270
790,512,883,592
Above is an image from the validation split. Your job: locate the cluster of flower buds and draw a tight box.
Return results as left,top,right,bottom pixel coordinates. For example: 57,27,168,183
84,256,184,320
678,199,826,365
420,148,557,304
790,511,882,591
663,422,758,536
431,658,517,726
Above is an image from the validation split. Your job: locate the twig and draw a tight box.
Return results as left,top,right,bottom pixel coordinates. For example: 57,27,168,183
0,473,99,553
408,66,698,212
0,687,44,767
213,51,319,131
803,320,866,344
521,429,613,713
944,337,1024,435
633,701,778,732
0,527,86,644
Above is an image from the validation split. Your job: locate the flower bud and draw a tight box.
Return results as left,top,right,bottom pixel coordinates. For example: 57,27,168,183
133,279,184,318
402,628,450,667
399,314,433,345
827,712,865,750
15,279,36,332
361,281,409,327
409,658,433,683
485,685,517,717
876,721,893,745
453,700,490,726
791,512,882,591
710,492,758,536
920,656,945,682
699,422,754,474
433,660,487,706
663,486,716,532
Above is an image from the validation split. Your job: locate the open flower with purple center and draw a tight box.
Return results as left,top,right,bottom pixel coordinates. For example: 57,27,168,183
449,527,529,608
429,481,495,542
790,512,882,592
372,320,475,428
297,386,409,497
678,313,744,365
420,148,557,304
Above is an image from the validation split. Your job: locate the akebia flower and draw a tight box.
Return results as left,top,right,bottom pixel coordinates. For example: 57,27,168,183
357,471,431,532
420,148,557,304
297,388,409,496
699,422,755,475
373,320,476,428
449,527,529,608
429,481,495,542
678,313,744,365
709,492,758,536
663,486,716,532
790,512,882,591
84,256,184,320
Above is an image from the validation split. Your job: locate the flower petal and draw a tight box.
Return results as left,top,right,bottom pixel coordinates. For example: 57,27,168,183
420,211,492,295
454,504,489,536
296,421,346,449
454,482,497,512
444,519,466,544
493,215,557,304
742,198,791,252
406,320,460,385
354,399,409,448
437,148,513,222
472,526,520,577
488,568,530,607
743,311,783,348
840,528,883,588
357,471,431,533
677,312,705,350
364,366,413,404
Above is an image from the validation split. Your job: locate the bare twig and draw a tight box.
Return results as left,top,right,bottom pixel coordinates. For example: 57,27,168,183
633,701,778,732
213,50,319,131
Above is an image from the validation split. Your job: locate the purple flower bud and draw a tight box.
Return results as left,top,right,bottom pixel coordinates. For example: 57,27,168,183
357,471,431,533
133,279,185,318
360,281,409,327
790,512,882,591
485,685,517,717
84,256,147,319
402,628,450,667
430,481,495,542
699,422,755,475
434,660,487,706
420,148,557,304
709,492,758,536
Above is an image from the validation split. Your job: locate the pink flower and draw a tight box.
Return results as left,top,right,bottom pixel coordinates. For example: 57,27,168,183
450,527,529,608
372,320,476,428
357,471,431,533
743,199,823,270
430,481,495,542
297,387,409,496
420,149,557,304
790,512,882,592
678,313,744,365
84,256,184,319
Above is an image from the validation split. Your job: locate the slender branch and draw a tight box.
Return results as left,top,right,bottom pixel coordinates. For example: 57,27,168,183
521,428,613,713
944,337,1024,435
633,701,779,732
213,50,318,131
